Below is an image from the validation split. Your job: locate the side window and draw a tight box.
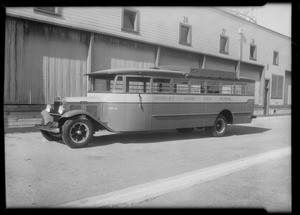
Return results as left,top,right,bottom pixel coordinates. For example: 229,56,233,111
92,77,114,92
172,78,189,94
221,81,234,94
113,76,124,92
126,77,150,93
153,78,171,93
234,82,247,95
207,80,221,94
190,79,205,94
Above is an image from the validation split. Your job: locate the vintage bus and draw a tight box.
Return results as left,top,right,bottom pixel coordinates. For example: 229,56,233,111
36,67,256,148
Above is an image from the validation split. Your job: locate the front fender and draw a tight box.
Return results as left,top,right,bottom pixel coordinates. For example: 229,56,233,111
58,110,114,132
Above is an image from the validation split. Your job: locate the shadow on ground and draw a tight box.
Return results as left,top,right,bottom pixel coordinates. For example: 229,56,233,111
87,125,270,148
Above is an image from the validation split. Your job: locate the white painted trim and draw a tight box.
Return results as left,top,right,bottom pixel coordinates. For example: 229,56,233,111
87,93,254,103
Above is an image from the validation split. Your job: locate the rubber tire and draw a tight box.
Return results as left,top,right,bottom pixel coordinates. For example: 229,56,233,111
41,130,61,142
176,128,194,133
62,117,93,148
206,115,227,137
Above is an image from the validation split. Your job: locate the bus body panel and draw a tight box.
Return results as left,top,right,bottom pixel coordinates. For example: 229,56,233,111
151,102,206,130
124,94,152,132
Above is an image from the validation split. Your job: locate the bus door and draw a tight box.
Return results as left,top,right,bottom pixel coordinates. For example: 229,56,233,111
125,76,152,131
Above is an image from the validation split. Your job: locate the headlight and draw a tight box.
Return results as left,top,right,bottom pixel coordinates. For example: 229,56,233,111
46,104,52,113
58,105,65,114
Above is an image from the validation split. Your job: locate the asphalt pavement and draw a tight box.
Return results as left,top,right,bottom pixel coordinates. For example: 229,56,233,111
5,115,291,211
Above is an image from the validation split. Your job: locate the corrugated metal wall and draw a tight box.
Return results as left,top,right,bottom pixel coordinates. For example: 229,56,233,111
240,63,263,105
204,56,236,73
5,18,89,104
159,47,201,68
92,34,155,71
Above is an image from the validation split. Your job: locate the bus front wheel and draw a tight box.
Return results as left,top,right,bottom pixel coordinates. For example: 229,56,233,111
62,117,93,148
206,115,227,137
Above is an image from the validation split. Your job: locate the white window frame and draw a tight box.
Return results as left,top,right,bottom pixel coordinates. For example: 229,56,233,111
179,23,192,46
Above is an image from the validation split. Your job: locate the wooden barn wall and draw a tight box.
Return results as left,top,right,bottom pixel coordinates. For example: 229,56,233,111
159,47,201,68
5,17,89,105
92,34,156,71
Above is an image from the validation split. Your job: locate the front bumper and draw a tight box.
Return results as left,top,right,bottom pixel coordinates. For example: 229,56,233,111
35,122,60,133
35,109,61,133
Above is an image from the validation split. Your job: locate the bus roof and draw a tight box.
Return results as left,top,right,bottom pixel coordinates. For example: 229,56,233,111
86,67,255,82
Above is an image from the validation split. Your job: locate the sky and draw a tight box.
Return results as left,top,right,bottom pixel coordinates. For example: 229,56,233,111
219,3,291,37
255,3,291,37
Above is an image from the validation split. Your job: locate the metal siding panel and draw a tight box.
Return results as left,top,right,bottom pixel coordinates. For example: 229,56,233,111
204,56,236,73
93,35,155,71
159,47,200,68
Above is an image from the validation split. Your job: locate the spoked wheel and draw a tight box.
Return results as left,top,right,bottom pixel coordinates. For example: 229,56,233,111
206,114,227,137
176,127,194,133
62,117,93,148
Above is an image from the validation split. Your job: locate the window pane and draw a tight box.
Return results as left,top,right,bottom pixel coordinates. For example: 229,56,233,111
153,79,171,93
126,77,150,93
36,7,56,13
220,37,228,53
250,45,256,59
207,81,221,94
180,25,190,44
190,79,204,94
273,52,279,65
173,78,189,94
123,10,137,31
93,77,114,92
114,76,123,92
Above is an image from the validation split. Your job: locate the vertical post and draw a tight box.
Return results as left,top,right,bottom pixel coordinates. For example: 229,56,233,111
155,46,161,67
201,55,206,69
237,28,243,79
87,33,94,93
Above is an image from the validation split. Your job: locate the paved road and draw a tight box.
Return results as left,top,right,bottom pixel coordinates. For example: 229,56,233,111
5,115,291,211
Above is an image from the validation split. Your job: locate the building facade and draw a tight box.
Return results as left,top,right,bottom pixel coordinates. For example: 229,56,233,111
5,7,291,115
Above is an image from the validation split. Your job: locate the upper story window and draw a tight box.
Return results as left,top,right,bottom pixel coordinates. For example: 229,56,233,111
250,44,257,60
219,35,229,54
179,23,192,46
34,7,61,16
122,8,139,33
273,51,279,65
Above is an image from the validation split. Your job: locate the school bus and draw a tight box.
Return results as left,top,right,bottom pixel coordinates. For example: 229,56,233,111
35,67,256,148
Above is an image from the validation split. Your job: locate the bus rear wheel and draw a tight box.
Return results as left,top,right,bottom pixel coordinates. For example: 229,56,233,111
62,117,93,148
176,128,194,133
206,114,227,137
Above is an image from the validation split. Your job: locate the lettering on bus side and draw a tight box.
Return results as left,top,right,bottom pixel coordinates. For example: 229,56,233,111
184,96,196,101
219,97,232,101
153,95,175,101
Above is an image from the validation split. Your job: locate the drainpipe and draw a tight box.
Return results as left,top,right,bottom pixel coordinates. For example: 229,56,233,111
237,27,243,79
